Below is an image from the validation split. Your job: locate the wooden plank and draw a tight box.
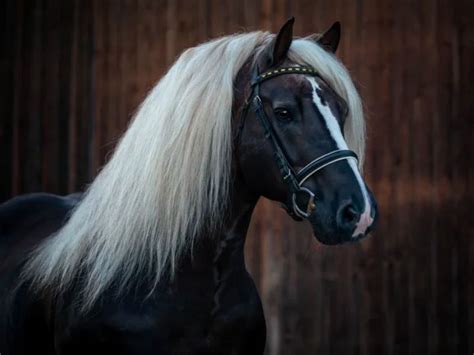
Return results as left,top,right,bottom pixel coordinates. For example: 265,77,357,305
0,0,16,201
104,1,120,158
10,0,25,196
75,0,95,189
436,0,460,352
67,0,79,192
56,0,76,194
13,0,40,194
39,0,61,193
92,0,108,171
455,1,474,352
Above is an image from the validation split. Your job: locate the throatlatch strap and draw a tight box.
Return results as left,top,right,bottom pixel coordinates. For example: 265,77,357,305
252,83,300,193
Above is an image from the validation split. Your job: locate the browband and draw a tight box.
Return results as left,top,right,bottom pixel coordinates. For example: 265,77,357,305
251,66,319,86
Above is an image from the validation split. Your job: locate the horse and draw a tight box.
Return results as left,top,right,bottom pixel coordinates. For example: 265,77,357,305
0,18,377,355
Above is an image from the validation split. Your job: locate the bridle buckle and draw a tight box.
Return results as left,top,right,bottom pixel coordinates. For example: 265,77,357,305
282,168,292,181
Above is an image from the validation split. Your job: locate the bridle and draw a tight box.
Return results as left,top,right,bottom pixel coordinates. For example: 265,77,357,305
238,65,359,220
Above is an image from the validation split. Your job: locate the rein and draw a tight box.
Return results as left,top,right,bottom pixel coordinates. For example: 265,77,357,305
241,65,358,220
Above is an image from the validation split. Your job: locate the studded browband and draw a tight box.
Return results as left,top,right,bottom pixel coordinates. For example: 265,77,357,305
251,66,319,86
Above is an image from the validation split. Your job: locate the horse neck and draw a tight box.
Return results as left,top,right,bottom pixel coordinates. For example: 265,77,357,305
209,62,257,271
210,176,258,272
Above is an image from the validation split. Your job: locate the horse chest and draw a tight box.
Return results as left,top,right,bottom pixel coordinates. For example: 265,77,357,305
56,266,266,355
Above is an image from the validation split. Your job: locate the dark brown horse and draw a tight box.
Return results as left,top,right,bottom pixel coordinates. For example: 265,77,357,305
0,19,377,355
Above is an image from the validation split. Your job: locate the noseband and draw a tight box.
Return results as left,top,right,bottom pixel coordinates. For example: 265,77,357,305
240,65,358,220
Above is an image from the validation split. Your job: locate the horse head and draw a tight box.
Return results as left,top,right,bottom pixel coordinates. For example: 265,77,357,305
235,19,378,244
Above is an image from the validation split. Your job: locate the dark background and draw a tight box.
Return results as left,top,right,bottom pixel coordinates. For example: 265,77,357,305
1,0,473,354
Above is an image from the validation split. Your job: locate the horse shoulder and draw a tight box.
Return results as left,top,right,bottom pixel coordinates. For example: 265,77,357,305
0,193,83,354
0,193,82,268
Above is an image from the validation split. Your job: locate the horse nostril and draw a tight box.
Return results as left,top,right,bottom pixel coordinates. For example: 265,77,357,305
337,202,361,231
344,205,358,223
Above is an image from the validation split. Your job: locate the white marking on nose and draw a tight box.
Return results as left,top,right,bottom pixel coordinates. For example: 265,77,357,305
307,77,373,237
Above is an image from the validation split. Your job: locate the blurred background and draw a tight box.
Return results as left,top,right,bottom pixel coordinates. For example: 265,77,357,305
0,0,473,354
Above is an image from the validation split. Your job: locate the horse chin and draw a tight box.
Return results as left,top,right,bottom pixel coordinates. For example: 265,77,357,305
307,216,348,245
311,230,345,245
308,215,375,245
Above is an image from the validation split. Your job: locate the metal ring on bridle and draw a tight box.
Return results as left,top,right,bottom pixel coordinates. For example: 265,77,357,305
292,187,316,219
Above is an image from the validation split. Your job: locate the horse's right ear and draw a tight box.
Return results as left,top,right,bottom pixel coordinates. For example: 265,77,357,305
258,17,295,71
309,22,341,53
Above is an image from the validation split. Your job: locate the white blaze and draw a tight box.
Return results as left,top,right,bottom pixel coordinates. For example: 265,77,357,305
307,77,373,237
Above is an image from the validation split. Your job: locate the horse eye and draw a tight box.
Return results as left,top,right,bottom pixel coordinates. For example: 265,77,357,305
274,108,292,121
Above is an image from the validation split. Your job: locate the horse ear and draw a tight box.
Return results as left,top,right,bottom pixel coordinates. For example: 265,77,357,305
258,17,295,70
272,17,295,65
310,22,341,53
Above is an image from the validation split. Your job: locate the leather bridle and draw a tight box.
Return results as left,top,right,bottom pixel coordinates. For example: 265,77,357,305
238,65,359,220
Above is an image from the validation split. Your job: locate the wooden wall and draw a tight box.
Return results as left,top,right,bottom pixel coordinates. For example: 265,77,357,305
1,0,473,354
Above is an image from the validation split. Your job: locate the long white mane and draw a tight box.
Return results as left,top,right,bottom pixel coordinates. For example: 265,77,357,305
23,31,365,310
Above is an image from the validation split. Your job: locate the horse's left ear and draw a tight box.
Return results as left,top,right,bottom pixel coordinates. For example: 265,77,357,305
272,17,295,65
258,17,295,70
310,22,341,53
